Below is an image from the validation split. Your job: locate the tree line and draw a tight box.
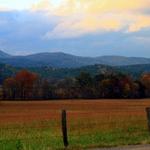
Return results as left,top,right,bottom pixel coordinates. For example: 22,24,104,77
0,70,150,100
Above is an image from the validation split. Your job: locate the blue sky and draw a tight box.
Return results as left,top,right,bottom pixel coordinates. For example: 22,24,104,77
0,0,150,57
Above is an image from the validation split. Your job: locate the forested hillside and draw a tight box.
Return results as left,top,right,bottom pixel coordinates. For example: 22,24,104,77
1,63,150,83
117,64,150,78
0,63,18,84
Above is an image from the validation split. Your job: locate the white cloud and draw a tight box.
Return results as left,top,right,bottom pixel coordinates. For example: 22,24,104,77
31,0,150,39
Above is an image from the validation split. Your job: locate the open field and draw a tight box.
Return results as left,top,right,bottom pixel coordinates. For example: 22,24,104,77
0,99,150,150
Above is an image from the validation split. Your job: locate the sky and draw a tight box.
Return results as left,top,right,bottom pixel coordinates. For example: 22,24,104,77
0,0,150,57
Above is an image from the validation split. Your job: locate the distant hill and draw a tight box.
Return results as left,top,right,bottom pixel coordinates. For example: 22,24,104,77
1,62,150,83
0,63,115,83
30,64,115,79
0,50,150,68
0,50,11,58
30,64,150,79
117,64,150,78
95,56,150,66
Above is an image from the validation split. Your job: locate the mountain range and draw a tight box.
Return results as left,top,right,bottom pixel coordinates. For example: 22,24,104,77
1,50,150,68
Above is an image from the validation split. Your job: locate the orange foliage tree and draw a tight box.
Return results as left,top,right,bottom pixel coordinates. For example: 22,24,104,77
141,73,150,97
3,70,38,100
15,70,38,99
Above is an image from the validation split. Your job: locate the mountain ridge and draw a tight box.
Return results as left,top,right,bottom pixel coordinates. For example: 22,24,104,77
0,50,11,58
1,50,150,68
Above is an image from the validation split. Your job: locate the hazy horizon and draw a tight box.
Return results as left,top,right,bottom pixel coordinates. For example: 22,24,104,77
1,49,150,59
0,0,150,57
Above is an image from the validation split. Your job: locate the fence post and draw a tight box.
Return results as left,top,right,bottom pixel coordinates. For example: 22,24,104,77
146,107,150,132
61,110,69,147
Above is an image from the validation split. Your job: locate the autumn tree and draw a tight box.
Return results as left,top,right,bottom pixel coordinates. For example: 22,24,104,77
55,78,77,99
3,77,17,99
141,73,150,97
15,70,38,99
3,70,39,100
0,85,3,100
2,69,150,100
41,79,54,99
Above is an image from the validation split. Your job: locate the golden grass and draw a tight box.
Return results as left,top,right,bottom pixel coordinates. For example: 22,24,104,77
0,99,149,132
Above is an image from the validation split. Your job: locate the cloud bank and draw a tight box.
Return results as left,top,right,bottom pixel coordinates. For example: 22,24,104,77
0,0,150,57
32,0,150,39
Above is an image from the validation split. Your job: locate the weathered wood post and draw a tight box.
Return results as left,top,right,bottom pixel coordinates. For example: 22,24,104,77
61,110,69,147
146,107,150,131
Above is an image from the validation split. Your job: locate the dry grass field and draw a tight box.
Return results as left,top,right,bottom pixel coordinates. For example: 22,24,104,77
0,99,150,150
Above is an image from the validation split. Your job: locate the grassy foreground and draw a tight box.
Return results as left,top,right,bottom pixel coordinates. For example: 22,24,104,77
0,100,150,149
0,117,150,150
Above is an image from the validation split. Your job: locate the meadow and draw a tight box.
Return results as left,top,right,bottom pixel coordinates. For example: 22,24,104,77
0,99,150,150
